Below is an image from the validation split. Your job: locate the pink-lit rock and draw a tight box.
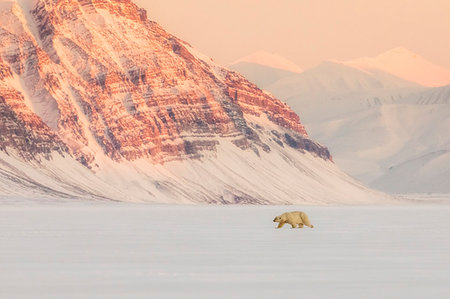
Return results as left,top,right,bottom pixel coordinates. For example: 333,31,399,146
0,0,331,166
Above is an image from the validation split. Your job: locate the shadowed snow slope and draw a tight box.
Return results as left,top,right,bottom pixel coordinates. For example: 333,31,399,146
0,0,387,204
298,87,450,193
0,136,388,204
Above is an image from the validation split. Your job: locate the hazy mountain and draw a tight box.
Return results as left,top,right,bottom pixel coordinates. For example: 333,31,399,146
231,49,450,193
230,51,303,74
229,51,303,88
343,47,450,87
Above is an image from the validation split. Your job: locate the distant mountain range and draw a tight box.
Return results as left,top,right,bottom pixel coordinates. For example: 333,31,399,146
230,49,450,193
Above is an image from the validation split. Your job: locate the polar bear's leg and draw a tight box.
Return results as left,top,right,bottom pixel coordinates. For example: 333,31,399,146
277,221,285,228
290,223,297,228
298,223,304,228
301,213,314,228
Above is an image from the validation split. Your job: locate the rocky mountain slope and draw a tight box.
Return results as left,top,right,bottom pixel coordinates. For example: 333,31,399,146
0,0,388,204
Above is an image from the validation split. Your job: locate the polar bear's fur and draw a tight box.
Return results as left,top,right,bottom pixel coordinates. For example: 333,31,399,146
273,211,314,229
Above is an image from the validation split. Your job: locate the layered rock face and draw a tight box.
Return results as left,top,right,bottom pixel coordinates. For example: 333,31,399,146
0,0,330,166
0,57,67,160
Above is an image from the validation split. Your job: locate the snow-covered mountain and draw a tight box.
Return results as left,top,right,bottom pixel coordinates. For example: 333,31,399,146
231,50,450,193
229,52,303,88
0,0,386,204
231,51,303,74
265,60,422,100
343,47,450,87
301,85,450,193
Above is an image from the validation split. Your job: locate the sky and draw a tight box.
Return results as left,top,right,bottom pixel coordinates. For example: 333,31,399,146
134,0,450,70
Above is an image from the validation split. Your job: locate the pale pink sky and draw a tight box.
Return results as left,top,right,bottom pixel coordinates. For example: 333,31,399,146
135,0,450,70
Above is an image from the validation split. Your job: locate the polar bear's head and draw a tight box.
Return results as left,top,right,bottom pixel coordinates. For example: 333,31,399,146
273,216,281,222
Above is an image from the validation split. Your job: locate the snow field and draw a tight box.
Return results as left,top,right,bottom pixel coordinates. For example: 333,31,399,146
0,203,449,298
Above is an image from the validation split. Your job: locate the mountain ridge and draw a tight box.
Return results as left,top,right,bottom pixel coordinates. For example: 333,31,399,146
0,0,388,204
341,47,450,87
230,51,303,74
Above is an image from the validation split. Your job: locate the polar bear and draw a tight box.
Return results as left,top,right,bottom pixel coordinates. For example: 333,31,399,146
273,211,314,229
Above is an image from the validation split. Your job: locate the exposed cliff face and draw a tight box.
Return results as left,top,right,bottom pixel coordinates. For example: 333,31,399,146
0,0,380,204
0,56,67,160
0,0,328,165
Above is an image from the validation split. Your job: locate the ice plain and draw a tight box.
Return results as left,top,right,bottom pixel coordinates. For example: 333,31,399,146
0,200,449,299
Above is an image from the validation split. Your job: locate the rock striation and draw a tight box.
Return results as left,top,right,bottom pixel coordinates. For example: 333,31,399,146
0,0,330,166
0,1,385,205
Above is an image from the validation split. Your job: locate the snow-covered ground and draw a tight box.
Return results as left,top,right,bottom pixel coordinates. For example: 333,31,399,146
1,201,449,298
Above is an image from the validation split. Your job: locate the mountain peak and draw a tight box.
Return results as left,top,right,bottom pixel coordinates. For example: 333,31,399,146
381,47,417,56
342,47,450,87
0,0,395,204
230,51,303,74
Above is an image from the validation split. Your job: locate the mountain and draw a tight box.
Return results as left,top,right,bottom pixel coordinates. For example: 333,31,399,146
0,0,386,204
302,85,450,193
343,47,450,87
265,60,421,101
230,51,303,74
229,52,303,88
231,51,450,193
